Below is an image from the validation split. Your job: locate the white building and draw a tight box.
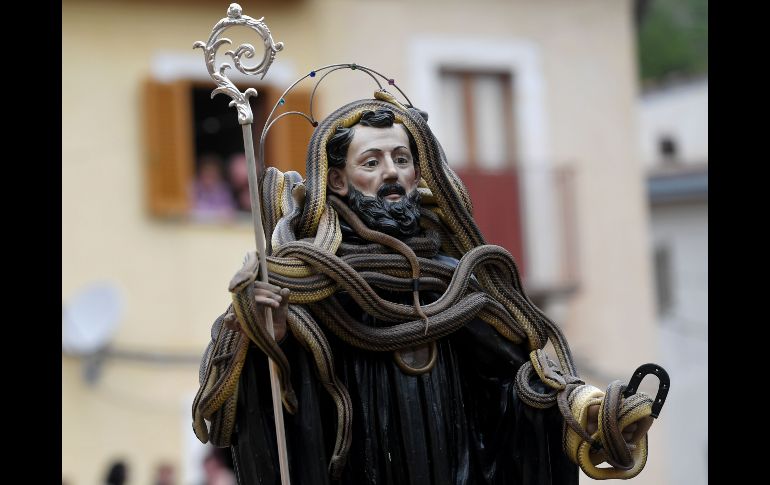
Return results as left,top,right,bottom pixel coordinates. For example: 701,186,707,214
639,76,708,485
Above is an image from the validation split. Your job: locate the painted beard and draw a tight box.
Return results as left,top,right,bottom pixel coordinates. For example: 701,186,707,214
346,182,422,239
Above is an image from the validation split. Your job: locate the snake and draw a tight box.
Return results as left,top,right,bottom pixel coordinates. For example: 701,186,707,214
191,307,249,447
192,92,665,480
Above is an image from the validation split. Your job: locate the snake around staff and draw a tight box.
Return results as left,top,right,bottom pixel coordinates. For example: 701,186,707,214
192,92,667,480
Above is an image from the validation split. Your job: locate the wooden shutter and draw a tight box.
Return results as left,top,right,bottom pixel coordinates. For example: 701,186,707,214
263,87,315,177
143,78,194,217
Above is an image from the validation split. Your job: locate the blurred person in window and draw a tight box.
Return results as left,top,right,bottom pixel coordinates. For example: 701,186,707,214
192,153,237,222
226,153,252,213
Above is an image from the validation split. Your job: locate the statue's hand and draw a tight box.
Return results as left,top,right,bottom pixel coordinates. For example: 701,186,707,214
251,281,290,341
586,403,639,445
227,251,291,342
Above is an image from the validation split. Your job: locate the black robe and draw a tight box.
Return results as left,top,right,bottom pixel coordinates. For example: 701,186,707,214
229,257,578,485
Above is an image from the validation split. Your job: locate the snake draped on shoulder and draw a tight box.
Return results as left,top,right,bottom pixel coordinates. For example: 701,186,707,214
192,92,660,484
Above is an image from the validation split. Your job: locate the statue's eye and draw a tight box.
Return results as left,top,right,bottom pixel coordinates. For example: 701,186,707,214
364,159,378,167
396,157,409,165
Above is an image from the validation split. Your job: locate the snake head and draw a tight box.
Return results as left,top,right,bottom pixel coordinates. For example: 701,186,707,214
228,251,260,293
292,181,306,207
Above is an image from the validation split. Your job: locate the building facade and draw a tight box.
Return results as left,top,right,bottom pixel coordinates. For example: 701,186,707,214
63,1,663,483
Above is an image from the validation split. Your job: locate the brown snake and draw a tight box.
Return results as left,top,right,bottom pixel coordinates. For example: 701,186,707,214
192,94,663,480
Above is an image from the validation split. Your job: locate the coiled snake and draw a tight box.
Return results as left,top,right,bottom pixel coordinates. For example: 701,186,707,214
192,92,667,480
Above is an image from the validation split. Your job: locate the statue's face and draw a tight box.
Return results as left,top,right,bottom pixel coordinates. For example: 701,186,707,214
328,124,419,199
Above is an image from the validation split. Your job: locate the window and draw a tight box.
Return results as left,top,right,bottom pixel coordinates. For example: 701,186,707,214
143,78,314,220
438,69,517,169
653,244,674,315
436,68,525,276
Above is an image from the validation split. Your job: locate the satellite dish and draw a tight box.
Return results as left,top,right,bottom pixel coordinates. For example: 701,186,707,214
62,282,124,356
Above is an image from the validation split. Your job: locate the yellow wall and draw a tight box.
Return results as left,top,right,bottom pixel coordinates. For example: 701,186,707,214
63,1,663,483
